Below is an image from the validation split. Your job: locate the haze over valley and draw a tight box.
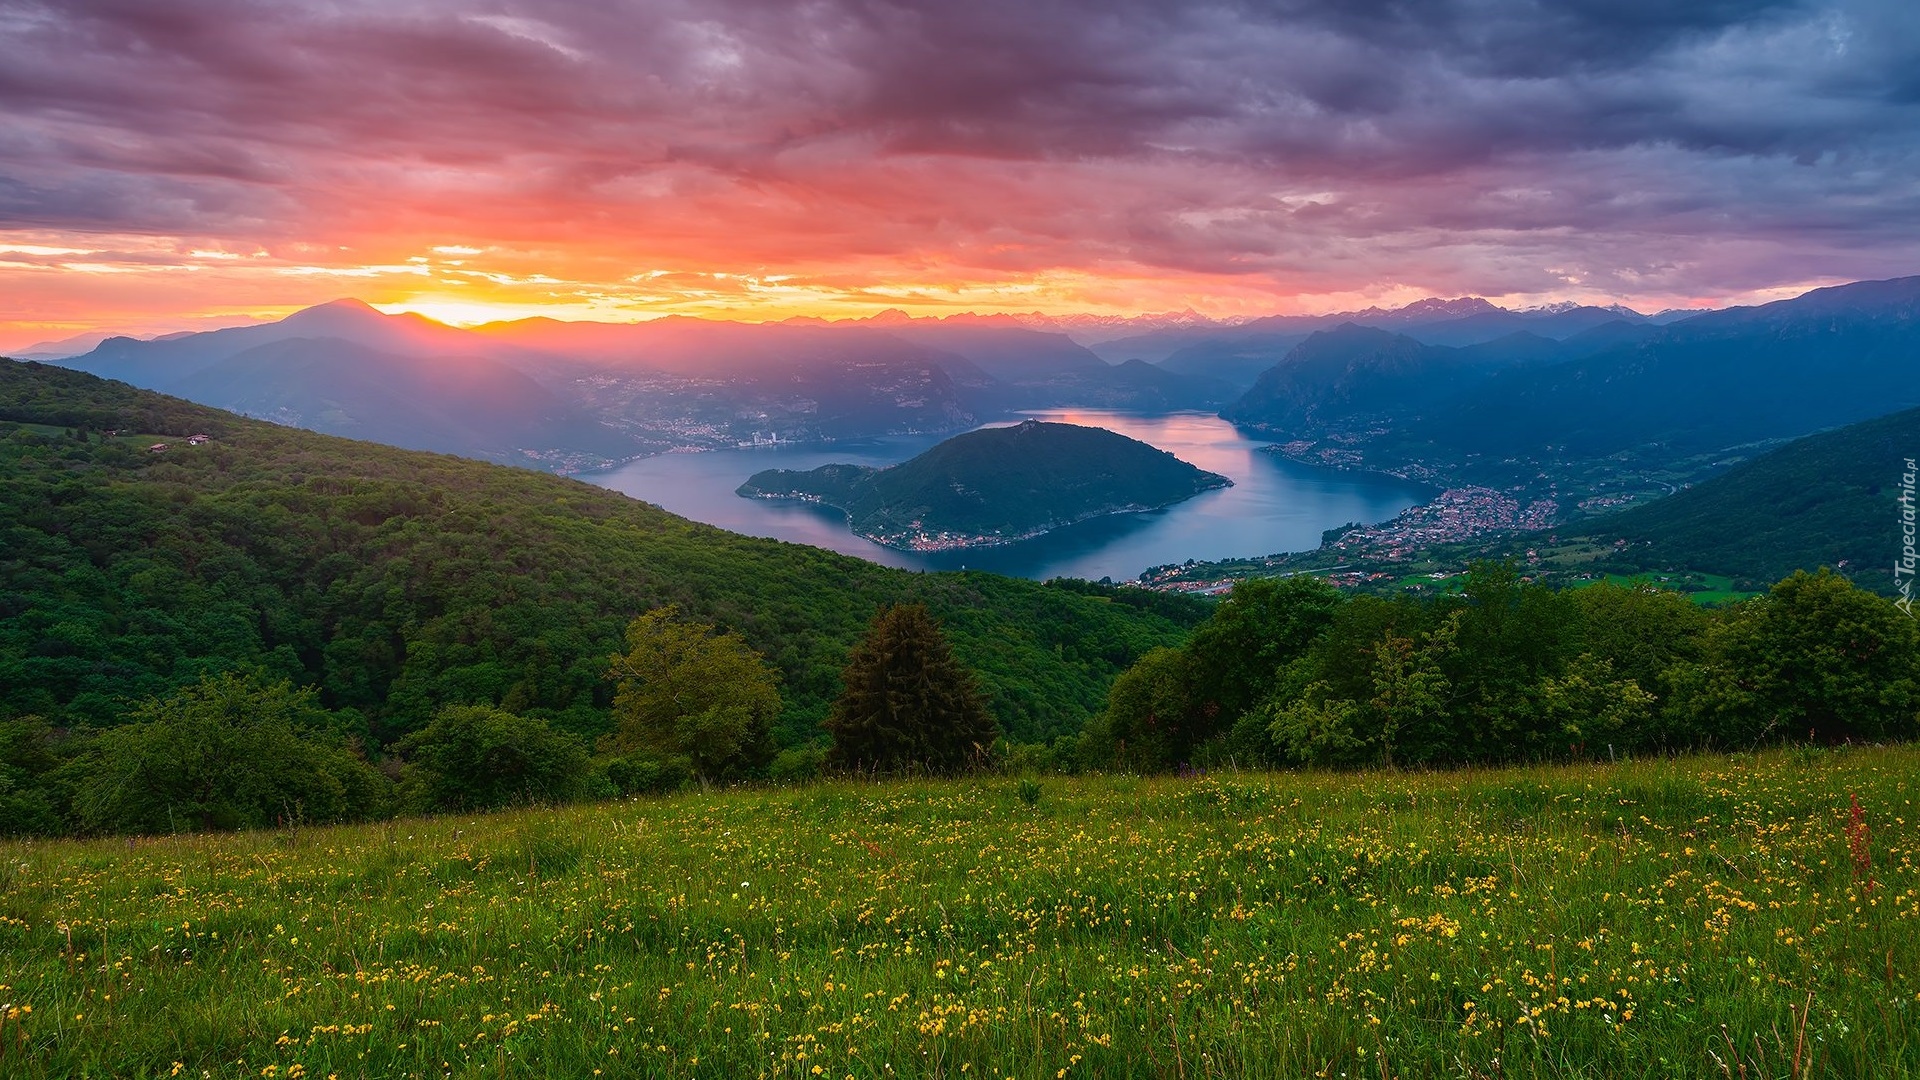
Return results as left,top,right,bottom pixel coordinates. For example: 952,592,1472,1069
25,272,1920,592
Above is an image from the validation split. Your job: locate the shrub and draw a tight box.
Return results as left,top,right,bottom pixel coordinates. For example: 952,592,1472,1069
595,751,695,796
69,673,391,835
396,705,590,813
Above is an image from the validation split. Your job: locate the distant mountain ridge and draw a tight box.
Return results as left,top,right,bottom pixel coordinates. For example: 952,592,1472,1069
1220,276,1920,480
737,419,1231,550
1415,275,1920,459
34,300,1247,467
19,278,1908,479
1218,322,1620,436
1093,296,1688,382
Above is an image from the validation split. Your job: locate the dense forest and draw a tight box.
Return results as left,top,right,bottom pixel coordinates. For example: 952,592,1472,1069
4,359,1916,838
0,361,1207,831
1095,566,1919,773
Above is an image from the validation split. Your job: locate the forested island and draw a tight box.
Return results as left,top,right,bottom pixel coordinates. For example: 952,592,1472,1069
5,357,1919,842
737,418,1231,550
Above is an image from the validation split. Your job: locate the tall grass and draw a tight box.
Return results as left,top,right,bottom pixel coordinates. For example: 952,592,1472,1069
2,748,1916,1078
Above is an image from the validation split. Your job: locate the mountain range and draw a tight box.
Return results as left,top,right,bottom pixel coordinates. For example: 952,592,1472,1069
1224,276,1920,493
19,277,1920,506
34,301,1245,469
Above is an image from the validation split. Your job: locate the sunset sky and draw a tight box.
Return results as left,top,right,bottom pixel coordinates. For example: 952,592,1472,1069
2,0,1917,346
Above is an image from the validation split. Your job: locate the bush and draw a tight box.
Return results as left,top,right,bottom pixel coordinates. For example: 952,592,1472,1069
996,739,1081,776
69,673,391,835
396,705,590,813
767,744,827,784
1666,569,1920,746
595,751,695,796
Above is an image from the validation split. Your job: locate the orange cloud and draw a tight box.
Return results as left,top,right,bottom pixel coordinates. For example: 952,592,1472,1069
2,0,1915,346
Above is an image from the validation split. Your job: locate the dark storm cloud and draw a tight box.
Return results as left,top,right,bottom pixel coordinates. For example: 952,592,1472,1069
0,0,1915,300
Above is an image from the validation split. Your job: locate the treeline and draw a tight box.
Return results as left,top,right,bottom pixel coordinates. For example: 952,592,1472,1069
0,601,998,836
1083,565,1920,772
7,360,1919,837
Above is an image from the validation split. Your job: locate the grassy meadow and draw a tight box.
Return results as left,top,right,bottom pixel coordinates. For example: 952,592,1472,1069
3,749,1917,1079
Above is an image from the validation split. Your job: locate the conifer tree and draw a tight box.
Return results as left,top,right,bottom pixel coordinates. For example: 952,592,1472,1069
825,603,998,774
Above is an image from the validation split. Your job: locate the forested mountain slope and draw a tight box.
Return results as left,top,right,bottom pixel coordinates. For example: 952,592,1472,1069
0,360,1205,746
1568,403,1920,590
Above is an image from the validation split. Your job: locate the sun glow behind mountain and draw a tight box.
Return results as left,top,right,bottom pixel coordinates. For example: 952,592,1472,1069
2,1,1916,346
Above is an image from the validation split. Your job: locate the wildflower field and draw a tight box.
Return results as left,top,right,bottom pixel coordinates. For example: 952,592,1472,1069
3,748,1918,1079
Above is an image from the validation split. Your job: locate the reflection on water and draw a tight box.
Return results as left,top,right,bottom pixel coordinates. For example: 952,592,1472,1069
584,411,1430,582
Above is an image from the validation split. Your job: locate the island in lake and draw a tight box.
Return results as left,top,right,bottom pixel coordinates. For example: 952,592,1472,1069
737,419,1233,551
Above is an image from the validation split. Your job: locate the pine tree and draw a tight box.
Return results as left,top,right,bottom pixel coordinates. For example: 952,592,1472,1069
826,603,998,774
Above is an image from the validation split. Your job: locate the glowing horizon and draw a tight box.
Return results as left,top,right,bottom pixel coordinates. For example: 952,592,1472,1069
2,2,1916,350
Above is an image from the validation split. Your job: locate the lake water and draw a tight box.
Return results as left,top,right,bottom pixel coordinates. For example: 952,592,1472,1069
585,410,1429,582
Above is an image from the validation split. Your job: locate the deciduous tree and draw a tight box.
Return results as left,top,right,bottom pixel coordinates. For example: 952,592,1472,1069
604,606,781,780
395,704,589,812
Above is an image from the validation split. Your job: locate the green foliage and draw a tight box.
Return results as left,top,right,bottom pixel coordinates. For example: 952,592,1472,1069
741,419,1229,546
0,716,62,837
0,359,1201,753
766,743,828,784
825,604,999,774
1184,575,1344,729
1094,645,1195,771
594,750,695,797
1666,569,1920,746
395,705,590,813
604,606,780,780
1274,622,1451,764
1096,576,1343,771
1536,653,1655,752
1113,558,1915,770
994,736,1083,776
1442,561,1581,758
68,672,390,834
1565,581,1708,694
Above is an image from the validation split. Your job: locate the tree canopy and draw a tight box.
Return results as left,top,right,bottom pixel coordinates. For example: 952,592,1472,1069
604,606,781,780
826,604,998,774
68,672,389,834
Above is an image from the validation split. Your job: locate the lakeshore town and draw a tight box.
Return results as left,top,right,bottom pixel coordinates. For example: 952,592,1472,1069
1138,485,1562,594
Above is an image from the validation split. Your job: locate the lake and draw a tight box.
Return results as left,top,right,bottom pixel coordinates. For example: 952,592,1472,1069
585,410,1429,582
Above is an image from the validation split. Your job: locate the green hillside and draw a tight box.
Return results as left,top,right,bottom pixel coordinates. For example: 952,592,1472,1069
1570,404,1920,592
738,419,1230,549
0,360,1206,746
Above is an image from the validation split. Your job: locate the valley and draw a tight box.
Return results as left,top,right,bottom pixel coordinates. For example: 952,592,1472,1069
24,274,1920,597
7,5,1918,1076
